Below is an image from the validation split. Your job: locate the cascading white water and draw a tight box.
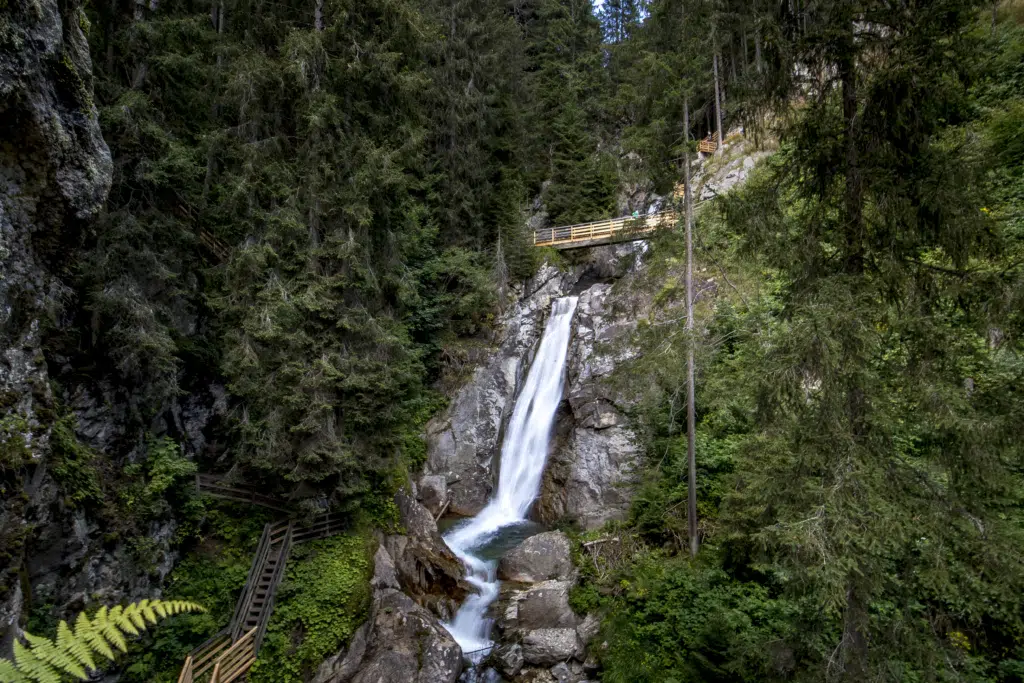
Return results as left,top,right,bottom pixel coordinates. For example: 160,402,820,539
442,296,579,669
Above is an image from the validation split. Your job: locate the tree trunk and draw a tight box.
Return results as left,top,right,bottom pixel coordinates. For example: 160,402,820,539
684,96,698,559
315,0,324,31
992,1,998,36
755,27,763,73
713,51,724,156
839,27,863,274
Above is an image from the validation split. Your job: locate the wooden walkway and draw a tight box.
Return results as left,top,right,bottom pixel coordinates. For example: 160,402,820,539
178,482,346,682
533,210,677,250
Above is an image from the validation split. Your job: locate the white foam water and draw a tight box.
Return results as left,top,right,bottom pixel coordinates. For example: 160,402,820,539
442,296,579,672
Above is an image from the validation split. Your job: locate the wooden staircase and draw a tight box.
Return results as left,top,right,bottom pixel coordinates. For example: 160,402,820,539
178,487,346,682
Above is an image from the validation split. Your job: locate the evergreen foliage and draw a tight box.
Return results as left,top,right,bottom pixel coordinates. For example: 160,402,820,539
582,3,1024,681
0,600,204,683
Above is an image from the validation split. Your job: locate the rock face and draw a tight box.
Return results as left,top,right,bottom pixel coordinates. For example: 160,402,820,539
421,248,645,530
314,546,463,683
421,264,578,516
498,531,574,583
381,491,468,619
538,280,641,530
1,0,112,655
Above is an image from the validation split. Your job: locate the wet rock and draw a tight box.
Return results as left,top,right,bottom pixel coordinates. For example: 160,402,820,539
491,642,525,678
314,548,463,683
498,532,573,583
521,628,578,666
382,491,468,616
518,669,557,683
1,0,111,654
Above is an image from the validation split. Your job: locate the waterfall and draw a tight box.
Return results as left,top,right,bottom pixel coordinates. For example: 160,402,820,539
442,296,579,669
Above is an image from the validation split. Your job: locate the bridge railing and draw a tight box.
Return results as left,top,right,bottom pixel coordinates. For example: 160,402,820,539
533,211,677,248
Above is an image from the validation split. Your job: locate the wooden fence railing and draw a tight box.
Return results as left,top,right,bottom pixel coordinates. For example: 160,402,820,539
196,474,292,513
698,130,720,154
533,211,677,249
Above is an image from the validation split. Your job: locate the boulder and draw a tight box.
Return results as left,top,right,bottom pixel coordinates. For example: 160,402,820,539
498,532,573,583
314,548,463,683
381,491,468,616
516,581,577,630
490,642,524,678
416,474,448,517
550,662,577,683
521,628,578,666
574,613,600,659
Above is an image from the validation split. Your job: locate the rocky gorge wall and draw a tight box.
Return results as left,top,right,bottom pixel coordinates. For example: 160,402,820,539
1,0,112,653
1,0,228,659
418,243,648,533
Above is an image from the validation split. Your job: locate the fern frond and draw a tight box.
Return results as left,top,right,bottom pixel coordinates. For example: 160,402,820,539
56,621,96,673
0,599,204,682
11,640,60,683
74,612,115,662
22,633,87,680
0,657,31,683
95,607,131,650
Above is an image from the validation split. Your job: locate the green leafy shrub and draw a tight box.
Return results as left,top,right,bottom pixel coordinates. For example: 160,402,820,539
249,534,373,683
48,415,103,509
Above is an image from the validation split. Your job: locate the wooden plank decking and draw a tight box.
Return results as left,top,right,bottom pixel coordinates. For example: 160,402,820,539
533,210,678,250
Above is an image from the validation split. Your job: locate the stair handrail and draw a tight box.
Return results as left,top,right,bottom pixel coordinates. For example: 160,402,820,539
209,627,258,683
228,522,274,641
254,523,293,651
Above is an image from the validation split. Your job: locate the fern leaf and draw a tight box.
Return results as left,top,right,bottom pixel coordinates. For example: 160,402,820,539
22,633,87,681
123,604,147,632
1,599,204,681
11,640,60,683
0,658,31,683
137,599,158,625
95,607,130,651
74,612,115,662
56,621,96,674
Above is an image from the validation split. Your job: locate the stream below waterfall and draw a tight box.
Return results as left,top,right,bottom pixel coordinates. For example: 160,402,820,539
441,296,579,678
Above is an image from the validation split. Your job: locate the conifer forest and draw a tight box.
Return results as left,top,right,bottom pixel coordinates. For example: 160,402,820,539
2,0,1024,681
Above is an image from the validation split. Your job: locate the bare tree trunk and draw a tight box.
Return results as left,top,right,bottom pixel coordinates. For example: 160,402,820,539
992,1,999,36
755,27,763,73
315,0,324,31
713,50,724,156
683,96,698,559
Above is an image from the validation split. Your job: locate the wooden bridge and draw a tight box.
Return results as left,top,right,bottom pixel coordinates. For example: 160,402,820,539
533,210,678,250
178,479,346,683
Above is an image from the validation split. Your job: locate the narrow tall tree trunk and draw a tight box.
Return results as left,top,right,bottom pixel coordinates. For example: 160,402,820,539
713,51,724,156
839,32,863,274
992,1,999,36
755,27,763,73
315,0,324,31
683,96,698,559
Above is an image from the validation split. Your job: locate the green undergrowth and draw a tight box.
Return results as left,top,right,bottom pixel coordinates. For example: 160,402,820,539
249,532,374,683
119,503,271,682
